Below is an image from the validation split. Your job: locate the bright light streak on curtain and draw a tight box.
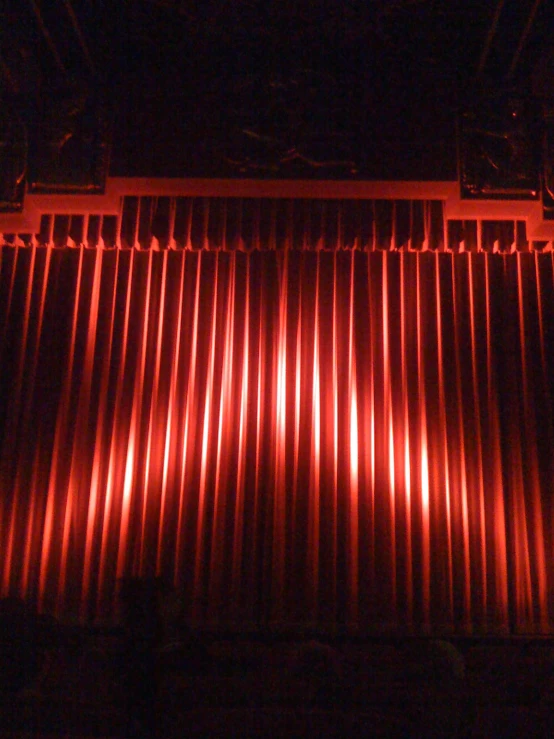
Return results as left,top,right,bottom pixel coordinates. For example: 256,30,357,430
0,245,553,633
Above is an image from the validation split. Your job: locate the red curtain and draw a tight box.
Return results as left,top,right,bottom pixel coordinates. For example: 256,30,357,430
1,244,553,632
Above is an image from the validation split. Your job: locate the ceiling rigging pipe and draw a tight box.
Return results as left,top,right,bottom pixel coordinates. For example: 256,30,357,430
475,0,506,80
507,0,543,79
28,0,67,77
61,0,95,76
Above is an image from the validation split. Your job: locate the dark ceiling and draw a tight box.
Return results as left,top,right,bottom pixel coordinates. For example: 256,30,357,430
2,0,554,182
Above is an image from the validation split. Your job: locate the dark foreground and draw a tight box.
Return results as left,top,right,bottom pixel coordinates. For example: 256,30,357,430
2,607,554,738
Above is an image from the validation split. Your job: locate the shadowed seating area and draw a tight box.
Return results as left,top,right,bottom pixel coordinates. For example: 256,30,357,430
2,597,554,737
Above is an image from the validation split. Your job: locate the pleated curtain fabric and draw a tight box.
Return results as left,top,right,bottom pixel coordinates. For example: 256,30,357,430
0,205,553,633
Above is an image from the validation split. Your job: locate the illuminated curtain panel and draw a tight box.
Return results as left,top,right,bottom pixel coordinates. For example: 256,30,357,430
0,245,553,633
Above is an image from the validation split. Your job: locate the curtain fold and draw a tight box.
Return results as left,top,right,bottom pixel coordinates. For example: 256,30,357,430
1,244,553,632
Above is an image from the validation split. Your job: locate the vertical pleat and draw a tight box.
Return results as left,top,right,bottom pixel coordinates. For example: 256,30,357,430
137,197,154,250
240,199,258,252
68,215,85,246
151,197,171,249
53,216,70,248
101,215,118,249
374,200,394,250
86,216,101,249
427,200,445,251
120,196,139,249
274,199,291,251
309,200,326,251
447,220,464,253
393,200,410,251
